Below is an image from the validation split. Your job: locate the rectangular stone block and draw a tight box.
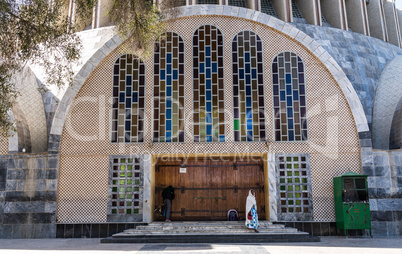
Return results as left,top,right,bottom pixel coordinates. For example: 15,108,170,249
5,191,30,202
374,155,390,166
3,213,29,224
371,210,393,221
0,160,7,191
48,158,59,170
7,169,25,180
374,166,391,177
371,221,388,236
31,213,55,224
377,199,402,210
32,224,56,238
15,202,45,213
375,176,391,188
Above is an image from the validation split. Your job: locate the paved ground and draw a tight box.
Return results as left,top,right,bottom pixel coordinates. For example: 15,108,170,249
0,237,401,254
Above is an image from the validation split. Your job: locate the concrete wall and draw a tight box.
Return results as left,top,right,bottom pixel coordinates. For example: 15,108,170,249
367,0,387,41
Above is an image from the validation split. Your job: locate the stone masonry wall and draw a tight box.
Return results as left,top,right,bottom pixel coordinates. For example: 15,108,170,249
294,23,402,131
0,154,58,238
366,150,402,236
390,98,402,150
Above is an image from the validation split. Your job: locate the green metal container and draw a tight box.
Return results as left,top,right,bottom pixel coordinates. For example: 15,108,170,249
333,171,371,236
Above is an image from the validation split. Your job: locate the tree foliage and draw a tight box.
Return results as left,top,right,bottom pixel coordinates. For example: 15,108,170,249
0,0,181,137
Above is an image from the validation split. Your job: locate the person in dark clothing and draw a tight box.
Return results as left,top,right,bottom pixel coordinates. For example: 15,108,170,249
162,186,175,222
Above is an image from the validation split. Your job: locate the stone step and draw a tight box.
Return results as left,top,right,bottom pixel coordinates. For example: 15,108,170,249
115,228,302,236
100,221,320,243
101,233,321,243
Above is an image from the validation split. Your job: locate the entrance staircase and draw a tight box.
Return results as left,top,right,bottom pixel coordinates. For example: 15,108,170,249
101,221,320,243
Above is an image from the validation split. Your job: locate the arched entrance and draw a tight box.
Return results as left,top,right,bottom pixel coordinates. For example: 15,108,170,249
154,154,266,221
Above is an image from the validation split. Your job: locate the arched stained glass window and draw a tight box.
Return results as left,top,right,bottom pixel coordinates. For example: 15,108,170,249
193,25,225,142
153,32,185,142
111,54,145,143
232,30,265,142
272,52,307,141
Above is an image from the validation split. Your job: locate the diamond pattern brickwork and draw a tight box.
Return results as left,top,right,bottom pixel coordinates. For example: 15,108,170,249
57,16,361,223
0,136,8,154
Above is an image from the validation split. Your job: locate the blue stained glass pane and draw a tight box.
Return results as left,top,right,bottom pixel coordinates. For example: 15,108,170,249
280,91,286,101
126,76,132,85
293,90,299,100
299,74,304,83
167,86,172,96
246,97,251,107
206,79,211,89
160,70,166,80
125,121,130,131
288,130,294,141
133,92,138,102
247,131,253,141
173,70,178,80
166,132,171,142
286,74,291,84
288,119,294,129
252,69,257,79
287,96,292,106
166,99,172,108
273,63,278,72
239,69,244,79
246,75,251,85
206,125,212,135
206,46,211,57
166,121,171,130
286,85,292,95
119,92,125,102
167,53,172,63
245,53,250,62
212,63,217,72
273,74,278,84
206,58,211,68
200,63,205,73
245,64,250,73
167,64,172,74
166,109,172,119
126,87,131,95
206,91,211,101
206,136,212,142
247,119,252,130
206,68,211,79
125,98,131,108
287,108,293,117
298,62,303,72
219,135,225,142
206,113,212,123
246,108,252,117
167,75,172,86
246,86,251,95
206,102,212,112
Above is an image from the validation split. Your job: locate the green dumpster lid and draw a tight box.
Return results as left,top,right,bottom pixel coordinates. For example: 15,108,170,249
339,171,368,177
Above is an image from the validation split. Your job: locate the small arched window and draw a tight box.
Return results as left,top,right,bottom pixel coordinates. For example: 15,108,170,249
111,54,145,143
153,32,185,142
193,25,225,142
272,52,307,141
232,30,265,142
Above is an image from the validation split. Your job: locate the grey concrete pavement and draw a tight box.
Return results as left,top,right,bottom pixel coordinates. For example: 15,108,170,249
0,237,400,254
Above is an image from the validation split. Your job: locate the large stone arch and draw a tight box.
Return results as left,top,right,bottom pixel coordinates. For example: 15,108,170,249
48,5,369,151
372,55,402,150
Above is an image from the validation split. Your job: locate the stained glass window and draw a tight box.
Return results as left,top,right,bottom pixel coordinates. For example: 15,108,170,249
154,32,185,142
277,155,313,220
232,30,266,142
197,0,219,4
111,54,145,143
272,52,307,141
193,25,225,142
110,157,142,215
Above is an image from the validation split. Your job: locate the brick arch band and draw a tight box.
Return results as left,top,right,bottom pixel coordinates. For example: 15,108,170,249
48,5,369,153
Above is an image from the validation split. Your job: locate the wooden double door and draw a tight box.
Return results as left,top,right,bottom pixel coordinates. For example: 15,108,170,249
155,157,265,221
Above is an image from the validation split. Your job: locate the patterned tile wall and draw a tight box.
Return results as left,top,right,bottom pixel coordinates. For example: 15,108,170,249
0,136,8,154
57,16,361,223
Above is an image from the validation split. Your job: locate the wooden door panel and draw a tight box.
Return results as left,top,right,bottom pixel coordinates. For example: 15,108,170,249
155,157,265,221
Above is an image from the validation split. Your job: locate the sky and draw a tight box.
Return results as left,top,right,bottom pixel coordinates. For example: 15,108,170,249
397,0,402,9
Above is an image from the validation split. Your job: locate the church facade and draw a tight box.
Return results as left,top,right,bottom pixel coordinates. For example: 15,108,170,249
0,1,401,238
